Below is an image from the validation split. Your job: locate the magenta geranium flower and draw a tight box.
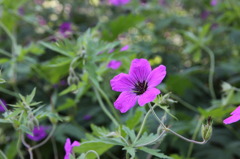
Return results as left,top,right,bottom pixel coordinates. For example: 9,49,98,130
110,59,166,113
59,22,72,38
109,0,131,6
223,106,240,124
107,60,122,70
120,45,129,52
0,99,7,112
26,126,48,141
210,0,218,6
64,138,80,159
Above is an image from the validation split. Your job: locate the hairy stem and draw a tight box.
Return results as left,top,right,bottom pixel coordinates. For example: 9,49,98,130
85,150,100,159
186,117,203,158
134,105,157,143
202,46,216,99
0,150,8,159
95,84,120,122
17,132,24,159
93,87,119,127
30,124,56,150
21,134,33,159
148,103,207,145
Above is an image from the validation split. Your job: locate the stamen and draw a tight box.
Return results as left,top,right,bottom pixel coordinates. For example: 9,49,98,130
132,80,148,95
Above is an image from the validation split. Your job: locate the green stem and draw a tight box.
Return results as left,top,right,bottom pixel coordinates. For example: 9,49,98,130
148,103,167,129
0,150,8,159
97,86,120,122
170,94,198,112
222,88,234,107
148,103,207,145
136,130,166,147
202,46,216,99
0,87,18,97
89,77,120,122
93,87,119,127
17,132,24,159
186,117,203,158
134,105,157,143
126,152,130,159
0,48,11,57
85,150,100,159
30,124,56,150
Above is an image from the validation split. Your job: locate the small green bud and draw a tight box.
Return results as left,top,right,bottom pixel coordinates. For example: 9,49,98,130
201,116,213,141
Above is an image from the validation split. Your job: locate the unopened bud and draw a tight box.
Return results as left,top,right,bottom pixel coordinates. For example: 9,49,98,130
201,116,213,141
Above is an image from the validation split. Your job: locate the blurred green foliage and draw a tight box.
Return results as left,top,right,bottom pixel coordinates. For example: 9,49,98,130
0,0,240,159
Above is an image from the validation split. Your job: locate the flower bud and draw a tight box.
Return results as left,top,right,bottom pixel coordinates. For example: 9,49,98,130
201,117,213,141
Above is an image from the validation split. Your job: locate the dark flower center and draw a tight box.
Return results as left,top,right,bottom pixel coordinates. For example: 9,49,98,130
133,81,148,95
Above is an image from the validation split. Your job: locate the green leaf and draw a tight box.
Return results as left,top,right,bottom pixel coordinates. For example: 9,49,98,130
90,124,109,136
5,140,18,159
74,141,113,159
122,126,136,143
135,132,159,146
18,125,33,135
26,88,36,104
0,78,6,84
0,119,11,123
159,105,178,120
102,15,145,41
123,147,136,159
40,41,74,57
56,98,76,111
37,111,62,121
0,58,9,64
77,153,86,159
126,110,143,129
139,147,171,159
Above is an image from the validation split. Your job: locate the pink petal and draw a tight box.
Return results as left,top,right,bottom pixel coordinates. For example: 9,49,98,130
114,91,137,113
129,59,151,83
64,138,72,152
110,73,134,92
230,106,240,115
223,115,240,124
71,141,80,147
138,88,160,106
107,60,122,70
64,153,70,159
147,65,166,88
120,45,129,52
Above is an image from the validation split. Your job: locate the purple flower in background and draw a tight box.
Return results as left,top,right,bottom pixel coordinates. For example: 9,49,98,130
108,49,115,53
211,23,218,30
34,0,44,5
110,59,166,113
64,138,80,159
83,115,92,120
18,7,24,15
0,99,7,112
120,45,129,52
210,0,218,6
109,0,131,6
223,106,240,124
59,22,72,38
159,0,166,6
38,16,47,26
27,126,48,141
108,60,122,70
201,11,210,20
140,0,147,5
